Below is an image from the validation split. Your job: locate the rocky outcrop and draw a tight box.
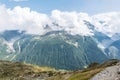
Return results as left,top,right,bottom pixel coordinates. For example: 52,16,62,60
90,63,120,80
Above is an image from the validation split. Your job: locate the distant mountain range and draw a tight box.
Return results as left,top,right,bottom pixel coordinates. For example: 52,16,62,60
0,19,120,70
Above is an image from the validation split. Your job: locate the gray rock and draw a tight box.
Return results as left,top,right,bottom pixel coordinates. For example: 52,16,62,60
90,65,120,80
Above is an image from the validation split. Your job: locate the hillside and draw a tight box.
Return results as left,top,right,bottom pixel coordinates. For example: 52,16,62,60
49,59,119,80
13,33,108,70
0,60,56,80
0,59,119,80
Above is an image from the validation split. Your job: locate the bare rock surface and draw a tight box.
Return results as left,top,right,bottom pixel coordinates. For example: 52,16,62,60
90,65,120,80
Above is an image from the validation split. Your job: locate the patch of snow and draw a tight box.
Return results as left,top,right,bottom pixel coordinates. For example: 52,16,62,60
6,40,15,53
33,36,41,40
108,46,119,59
17,41,21,53
66,40,79,48
97,43,105,50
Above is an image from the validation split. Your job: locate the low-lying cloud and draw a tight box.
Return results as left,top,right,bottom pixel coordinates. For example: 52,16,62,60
0,4,120,36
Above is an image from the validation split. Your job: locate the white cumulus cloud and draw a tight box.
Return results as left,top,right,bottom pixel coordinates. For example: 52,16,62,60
0,4,120,36
50,10,93,35
92,12,120,37
0,5,49,34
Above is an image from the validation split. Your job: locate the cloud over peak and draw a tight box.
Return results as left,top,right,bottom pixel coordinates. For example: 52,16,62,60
0,4,120,36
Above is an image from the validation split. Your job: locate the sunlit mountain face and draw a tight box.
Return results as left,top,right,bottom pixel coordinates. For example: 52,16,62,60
0,5,120,70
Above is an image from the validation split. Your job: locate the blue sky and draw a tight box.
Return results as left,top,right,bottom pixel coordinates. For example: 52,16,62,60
0,0,120,15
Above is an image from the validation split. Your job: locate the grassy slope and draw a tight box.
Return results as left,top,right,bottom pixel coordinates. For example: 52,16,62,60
0,59,119,80
0,60,55,80
48,59,119,80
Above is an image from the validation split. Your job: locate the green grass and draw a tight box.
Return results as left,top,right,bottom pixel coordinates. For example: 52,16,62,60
0,59,118,80
48,59,119,80
67,68,103,80
0,60,55,80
